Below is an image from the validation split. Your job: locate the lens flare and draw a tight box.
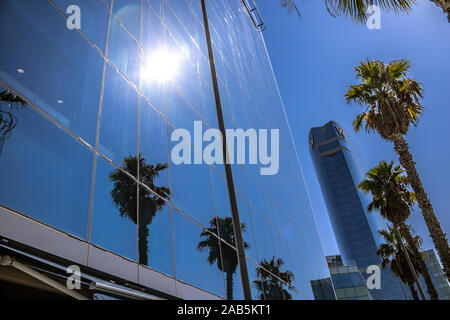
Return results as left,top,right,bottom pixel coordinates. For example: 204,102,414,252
141,48,182,83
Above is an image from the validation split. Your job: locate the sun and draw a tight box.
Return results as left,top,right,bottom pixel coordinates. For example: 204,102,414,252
141,48,182,83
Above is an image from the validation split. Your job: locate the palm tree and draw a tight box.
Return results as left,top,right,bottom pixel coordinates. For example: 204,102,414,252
281,0,417,23
377,226,423,300
253,257,294,300
346,59,450,279
197,217,249,300
359,160,438,299
430,0,450,22
0,90,27,155
109,154,170,266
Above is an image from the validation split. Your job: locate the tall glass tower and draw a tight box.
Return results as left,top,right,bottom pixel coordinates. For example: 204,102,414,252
309,121,408,300
0,0,330,300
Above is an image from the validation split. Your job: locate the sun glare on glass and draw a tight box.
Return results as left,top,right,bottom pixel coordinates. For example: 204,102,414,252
142,48,182,83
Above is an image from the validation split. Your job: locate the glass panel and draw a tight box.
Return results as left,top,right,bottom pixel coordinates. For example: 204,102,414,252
247,259,265,300
108,13,140,86
99,63,138,166
52,0,110,53
0,0,104,146
147,0,162,18
138,184,173,275
335,288,346,299
0,87,93,239
90,156,137,261
355,286,368,297
165,34,202,117
113,0,141,41
169,153,216,228
211,168,231,219
140,4,165,114
344,287,357,297
173,209,225,298
139,97,169,197
233,192,256,261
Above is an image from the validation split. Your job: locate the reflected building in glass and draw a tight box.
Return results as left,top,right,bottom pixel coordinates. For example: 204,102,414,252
309,121,408,300
0,0,330,300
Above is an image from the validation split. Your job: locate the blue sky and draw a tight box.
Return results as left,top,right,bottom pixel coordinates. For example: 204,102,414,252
257,0,450,257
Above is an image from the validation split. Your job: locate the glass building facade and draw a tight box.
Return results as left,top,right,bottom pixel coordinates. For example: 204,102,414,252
311,255,372,300
327,256,372,300
309,121,408,300
0,0,330,300
419,250,450,300
310,277,336,300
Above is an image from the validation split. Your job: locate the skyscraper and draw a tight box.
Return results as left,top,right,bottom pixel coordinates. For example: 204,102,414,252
419,249,450,300
309,121,407,300
0,0,330,300
311,255,373,300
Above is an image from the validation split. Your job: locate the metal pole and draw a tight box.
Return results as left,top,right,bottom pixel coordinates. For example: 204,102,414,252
200,0,252,300
394,228,426,300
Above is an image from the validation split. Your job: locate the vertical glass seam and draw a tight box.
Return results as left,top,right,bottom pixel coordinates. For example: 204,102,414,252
86,0,115,265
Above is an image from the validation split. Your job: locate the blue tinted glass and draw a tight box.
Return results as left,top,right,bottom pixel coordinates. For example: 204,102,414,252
90,156,138,261
140,47,165,115
169,152,216,227
0,88,93,239
52,0,110,53
108,14,140,86
139,185,173,275
139,97,169,196
0,0,334,300
113,0,141,41
147,0,162,18
99,63,138,166
165,34,202,116
247,259,264,300
211,168,231,219
173,209,225,298
0,0,104,146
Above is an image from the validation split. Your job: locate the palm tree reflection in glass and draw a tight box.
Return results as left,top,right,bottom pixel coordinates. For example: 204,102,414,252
0,90,26,156
109,155,170,266
254,257,294,300
198,217,249,300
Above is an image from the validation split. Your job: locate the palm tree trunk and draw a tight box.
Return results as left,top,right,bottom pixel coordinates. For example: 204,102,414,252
391,133,450,280
398,280,408,300
226,272,234,300
399,223,439,300
393,227,426,300
408,282,419,300
138,224,149,266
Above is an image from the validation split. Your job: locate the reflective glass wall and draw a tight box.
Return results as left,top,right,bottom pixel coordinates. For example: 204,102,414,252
0,0,329,299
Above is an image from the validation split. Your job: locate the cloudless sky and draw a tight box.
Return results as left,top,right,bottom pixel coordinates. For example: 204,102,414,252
257,0,450,258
